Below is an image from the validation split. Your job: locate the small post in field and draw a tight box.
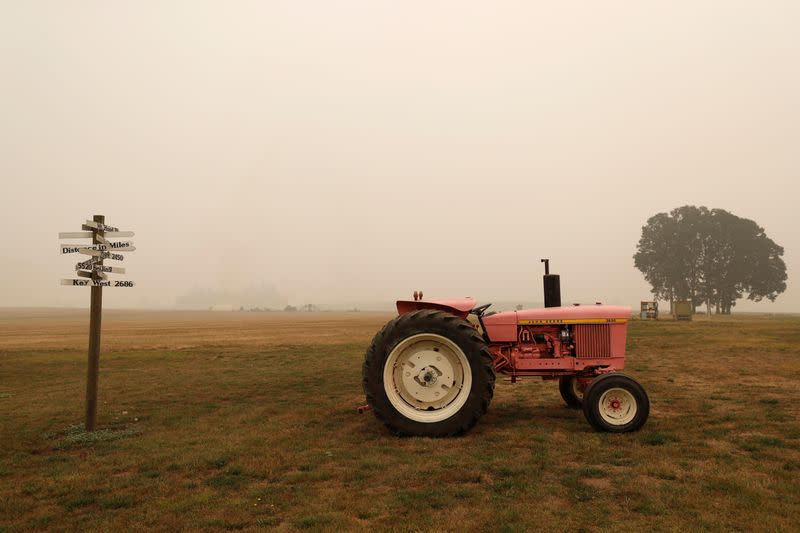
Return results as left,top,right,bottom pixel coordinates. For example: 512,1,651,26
58,215,136,431
86,214,104,431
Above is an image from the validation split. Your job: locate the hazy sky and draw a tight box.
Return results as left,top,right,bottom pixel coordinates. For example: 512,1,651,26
1,1,798,311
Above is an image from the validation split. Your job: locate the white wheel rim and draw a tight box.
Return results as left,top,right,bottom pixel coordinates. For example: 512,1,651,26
598,387,637,426
383,333,472,423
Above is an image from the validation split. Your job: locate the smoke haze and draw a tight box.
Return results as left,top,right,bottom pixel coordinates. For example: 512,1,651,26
1,1,797,311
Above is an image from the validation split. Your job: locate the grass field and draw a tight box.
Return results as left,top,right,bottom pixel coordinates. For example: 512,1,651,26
1,309,799,532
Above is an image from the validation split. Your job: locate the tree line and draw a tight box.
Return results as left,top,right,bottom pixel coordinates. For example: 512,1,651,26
634,206,786,314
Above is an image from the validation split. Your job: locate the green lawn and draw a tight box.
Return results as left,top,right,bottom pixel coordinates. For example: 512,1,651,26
1,311,799,531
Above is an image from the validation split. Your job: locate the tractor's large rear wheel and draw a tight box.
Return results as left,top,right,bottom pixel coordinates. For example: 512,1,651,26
362,310,495,437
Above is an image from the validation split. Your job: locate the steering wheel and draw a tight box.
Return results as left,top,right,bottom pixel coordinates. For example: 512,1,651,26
471,303,492,317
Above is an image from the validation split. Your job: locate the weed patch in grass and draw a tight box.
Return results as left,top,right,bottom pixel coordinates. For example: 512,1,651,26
139,468,161,478
765,410,788,422
783,460,800,471
641,431,679,446
46,424,140,449
295,513,333,529
739,435,785,452
255,517,281,527
358,458,383,471
654,470,678,481
577,466,607,478
202,519,247,531
453,487,474,500
704,477,742,494
396,488,449,509
702,426,731,438
605,450,635,466
206,453,238,469
494,510,525,533
205,468,250,490
571,483,598,502
561,469,600,502
783,426,800,439
632,497,664,516
100,495,136,509
26,516,54,530
20,482,39,496
62,492,96,510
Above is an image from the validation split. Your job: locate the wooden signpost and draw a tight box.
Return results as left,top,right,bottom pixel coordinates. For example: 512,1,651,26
59,215,135,431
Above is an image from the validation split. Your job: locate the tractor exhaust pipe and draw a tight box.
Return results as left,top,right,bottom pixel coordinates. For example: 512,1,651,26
541,259,561,308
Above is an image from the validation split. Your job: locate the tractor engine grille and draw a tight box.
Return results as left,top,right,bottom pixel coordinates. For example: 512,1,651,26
574,324,612,358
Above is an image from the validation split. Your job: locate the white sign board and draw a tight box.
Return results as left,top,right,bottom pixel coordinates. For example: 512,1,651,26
61,279,135,288
60,242,135,254
58,231,134,239
83,220,119,232
77,270,107,280
77,250,126,260
75,257,102,270
75,263,125,274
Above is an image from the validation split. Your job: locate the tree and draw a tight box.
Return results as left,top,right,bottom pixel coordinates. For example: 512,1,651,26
634,206,786,314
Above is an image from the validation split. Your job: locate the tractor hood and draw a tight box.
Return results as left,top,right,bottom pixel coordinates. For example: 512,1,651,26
481,305,631,342
483,305,631,325
515,305,631,323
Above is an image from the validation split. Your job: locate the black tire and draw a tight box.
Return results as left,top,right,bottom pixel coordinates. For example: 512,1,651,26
559,376,583,408
362,309,495,437
582,373,649,433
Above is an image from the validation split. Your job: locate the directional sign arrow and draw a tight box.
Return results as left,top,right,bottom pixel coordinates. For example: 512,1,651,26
77,250,127,260
82,220,119,232
60,242,134,254
77,270,108,280
61,279,136,287
75,264,125,274
75,257,102,270
58,231,134,239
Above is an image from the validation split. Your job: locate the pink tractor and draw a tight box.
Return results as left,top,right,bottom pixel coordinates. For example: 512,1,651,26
362,260,649,436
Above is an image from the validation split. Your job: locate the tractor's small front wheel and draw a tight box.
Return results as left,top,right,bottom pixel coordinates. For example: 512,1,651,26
558,376,585,408
582,374,649,432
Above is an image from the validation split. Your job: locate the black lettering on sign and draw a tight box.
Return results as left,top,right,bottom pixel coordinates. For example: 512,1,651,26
76,258,100,270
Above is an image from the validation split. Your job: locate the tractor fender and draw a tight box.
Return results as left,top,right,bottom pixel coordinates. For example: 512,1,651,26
396,297,476,320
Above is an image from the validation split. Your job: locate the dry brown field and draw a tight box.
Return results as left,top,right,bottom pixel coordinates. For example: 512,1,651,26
1,309,799,532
